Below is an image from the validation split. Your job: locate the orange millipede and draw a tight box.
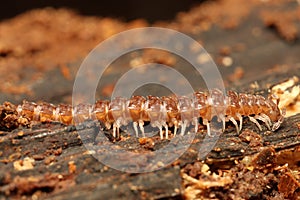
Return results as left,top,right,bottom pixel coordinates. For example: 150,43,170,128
10,89,285,139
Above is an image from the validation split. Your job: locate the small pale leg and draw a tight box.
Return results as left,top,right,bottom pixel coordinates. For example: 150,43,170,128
248,116,262,131
260,113,272,127
180,120,188,136
203,119,211,136
272,115,284,131
193,118,198,133
139,121,145,137
255,115,271,130
159,126,163,139
207,122,211,136
237,113,243,131
113,124,120,138
174,124,178,137
133,121,139,137
117,126,120,138
113,120,121,138
222,117,226,132
229,117,240,134
164,125,169,139
113,124,117,138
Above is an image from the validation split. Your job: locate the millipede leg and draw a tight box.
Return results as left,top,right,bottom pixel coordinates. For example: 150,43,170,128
229,117,239,134
174,125,178,137
164,125,169,139
139,121,145,137
222,117,226,132
133,121,139,137
113,120,121,138
159,126,163,139
255,115,271,130
207,122,211,136
248,116,262,131
180,120,187,136
113,124,117,138
272,115,284,131
117,126,120,138
260,113,272,127
193,118,198,133
237,113,243,131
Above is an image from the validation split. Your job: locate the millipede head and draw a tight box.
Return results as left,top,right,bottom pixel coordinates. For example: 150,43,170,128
265,94,283,122
271,107,285,131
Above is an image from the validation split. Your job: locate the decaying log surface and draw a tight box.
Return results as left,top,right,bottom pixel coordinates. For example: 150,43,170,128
0,69,299,199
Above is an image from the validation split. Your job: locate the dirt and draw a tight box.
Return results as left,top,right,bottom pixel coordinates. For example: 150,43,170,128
182,147,300,199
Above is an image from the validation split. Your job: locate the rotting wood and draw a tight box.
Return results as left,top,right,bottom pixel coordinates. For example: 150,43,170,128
0,65,299,200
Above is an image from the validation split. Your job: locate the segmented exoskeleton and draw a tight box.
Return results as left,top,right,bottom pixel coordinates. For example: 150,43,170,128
14,89,285,139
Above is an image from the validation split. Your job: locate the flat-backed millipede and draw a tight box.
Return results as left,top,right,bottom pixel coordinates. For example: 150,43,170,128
8,89,284,139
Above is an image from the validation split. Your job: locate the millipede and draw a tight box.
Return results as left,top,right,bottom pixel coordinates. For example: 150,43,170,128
1,89,285,139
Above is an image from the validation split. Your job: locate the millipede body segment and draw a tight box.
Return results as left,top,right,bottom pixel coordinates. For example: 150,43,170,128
4,89,284,139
